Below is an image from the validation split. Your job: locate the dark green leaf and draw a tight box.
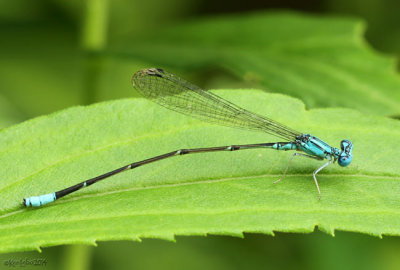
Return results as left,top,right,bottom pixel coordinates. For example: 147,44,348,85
115,12,400,116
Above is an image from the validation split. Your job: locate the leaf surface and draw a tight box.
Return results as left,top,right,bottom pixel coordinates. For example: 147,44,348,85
0,90,399,253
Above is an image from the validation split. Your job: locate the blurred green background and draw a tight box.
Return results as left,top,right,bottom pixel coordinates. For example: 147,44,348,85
0,0,399,269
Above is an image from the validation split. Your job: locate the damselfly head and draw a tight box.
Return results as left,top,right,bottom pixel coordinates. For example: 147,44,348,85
338,139,353,167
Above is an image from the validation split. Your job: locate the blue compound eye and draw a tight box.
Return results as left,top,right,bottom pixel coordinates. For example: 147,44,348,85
338,140,353,167
341,140,351,151
338,155,352,167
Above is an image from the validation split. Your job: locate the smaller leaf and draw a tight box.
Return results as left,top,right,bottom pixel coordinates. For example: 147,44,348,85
115,11,400,116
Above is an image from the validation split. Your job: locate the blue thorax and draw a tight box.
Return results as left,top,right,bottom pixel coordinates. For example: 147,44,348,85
295,134,353,167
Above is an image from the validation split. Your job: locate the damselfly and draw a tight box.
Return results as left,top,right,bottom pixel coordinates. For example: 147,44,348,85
23,68,353,207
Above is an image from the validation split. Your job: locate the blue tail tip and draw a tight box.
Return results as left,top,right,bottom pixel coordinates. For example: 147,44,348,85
23,193,56,207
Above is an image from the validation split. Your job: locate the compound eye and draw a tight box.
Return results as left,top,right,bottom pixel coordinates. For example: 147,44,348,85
338,156,352,167
341,140,351,151
338,140,353,167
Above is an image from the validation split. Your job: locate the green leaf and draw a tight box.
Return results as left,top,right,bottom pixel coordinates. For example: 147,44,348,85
114,11,400,116
0,90,399,253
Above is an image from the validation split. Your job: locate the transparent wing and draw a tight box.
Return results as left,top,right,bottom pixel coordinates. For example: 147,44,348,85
132,68,300,141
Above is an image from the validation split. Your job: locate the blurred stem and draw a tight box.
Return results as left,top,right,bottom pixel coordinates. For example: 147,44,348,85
82,0,109,51
61,245,92,270
83,52,103,105
82,0,109,105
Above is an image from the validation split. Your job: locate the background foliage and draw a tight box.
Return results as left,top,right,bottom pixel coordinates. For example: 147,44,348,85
0,0,399,269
